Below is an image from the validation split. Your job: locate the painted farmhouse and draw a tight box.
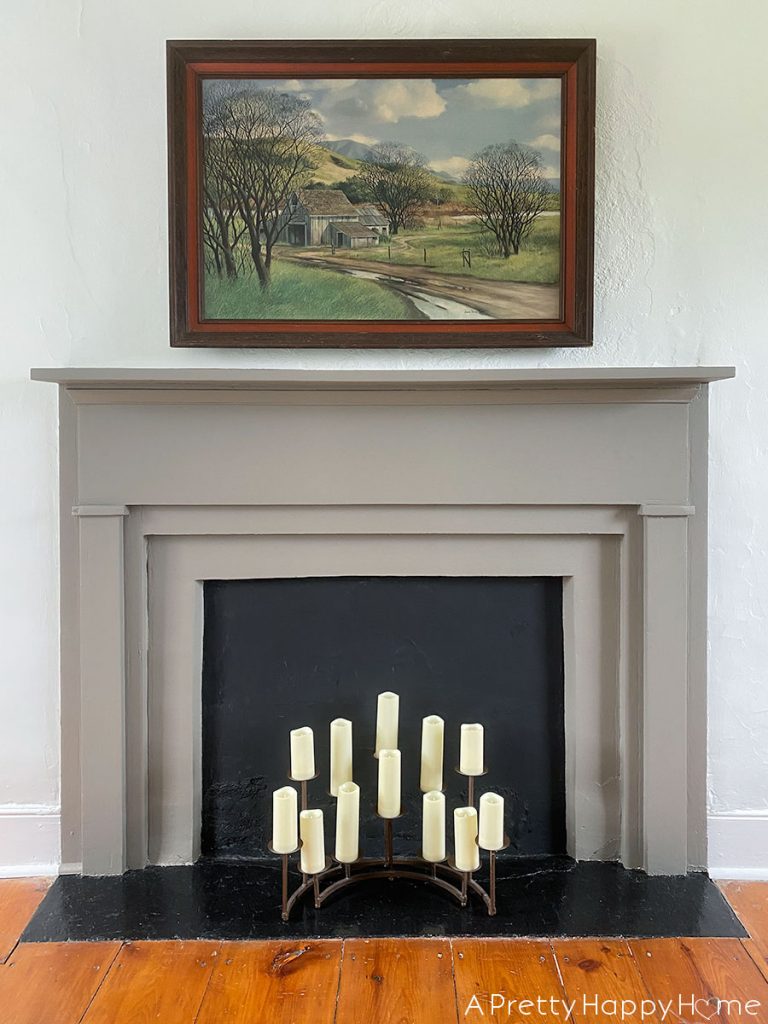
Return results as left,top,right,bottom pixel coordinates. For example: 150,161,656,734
278,189,383,249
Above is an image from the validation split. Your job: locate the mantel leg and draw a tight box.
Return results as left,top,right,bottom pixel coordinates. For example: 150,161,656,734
640,507,691,875
75,505,129,875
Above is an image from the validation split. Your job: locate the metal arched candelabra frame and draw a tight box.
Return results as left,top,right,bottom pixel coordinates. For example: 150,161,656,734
271,770,509,921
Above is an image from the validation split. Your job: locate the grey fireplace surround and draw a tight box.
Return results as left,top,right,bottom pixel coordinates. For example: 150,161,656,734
32,366,734,878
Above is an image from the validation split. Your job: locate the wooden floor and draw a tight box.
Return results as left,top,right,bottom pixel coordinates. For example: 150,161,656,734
0,879,766,1022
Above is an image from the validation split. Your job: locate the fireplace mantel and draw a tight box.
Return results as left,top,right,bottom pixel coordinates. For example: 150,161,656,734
32,366,734,392
34,365,734,878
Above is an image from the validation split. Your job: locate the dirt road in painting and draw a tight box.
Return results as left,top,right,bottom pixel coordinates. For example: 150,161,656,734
282,251,561,320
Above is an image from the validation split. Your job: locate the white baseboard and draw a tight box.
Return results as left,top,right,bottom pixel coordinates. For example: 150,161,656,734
0,804,60,878
708,813,768,880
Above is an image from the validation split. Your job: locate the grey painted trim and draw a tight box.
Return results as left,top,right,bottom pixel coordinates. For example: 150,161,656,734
638,504,696,517
78,513,127,875
140,504,632,537
73,505,130,517
641,513,690,875
620,515,644,868
73,402,692,507
686,387,710,870
31,367,736,390
65,387,704,407
124,510,149,869
58,861,84,876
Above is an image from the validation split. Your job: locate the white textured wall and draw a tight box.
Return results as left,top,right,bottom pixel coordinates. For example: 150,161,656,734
1,0,766,873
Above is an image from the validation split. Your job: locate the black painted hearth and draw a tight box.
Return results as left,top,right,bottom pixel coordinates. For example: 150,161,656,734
201,575,565,862
23,860,745,942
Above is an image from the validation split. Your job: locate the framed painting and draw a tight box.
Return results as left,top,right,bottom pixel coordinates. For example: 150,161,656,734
167,39,595,348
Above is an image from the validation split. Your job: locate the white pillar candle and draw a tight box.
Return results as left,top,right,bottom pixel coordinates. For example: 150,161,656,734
290,726,315,781
459,723,484,776
479,792,505,851
271,786,298,854
335,781,360,864
377,748,401,818
330,718,353,797
375,691,399,756
420,715,444,793
454,806,480,872
299,809,325,875
422,790,446,863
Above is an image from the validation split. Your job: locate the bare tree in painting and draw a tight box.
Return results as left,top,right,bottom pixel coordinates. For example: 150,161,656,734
203,88,322,287
355,142,432,235
202,124,247,279
463,142,551,258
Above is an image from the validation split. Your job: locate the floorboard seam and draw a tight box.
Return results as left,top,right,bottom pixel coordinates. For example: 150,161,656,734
741,939,768,985
75,942,124,1024
0,939,20,966
332,938,346,1023
549,940,571,1003
679,938,723,1010
624,937,654,1001
628,937,680,1015
192,942,223,1024
448,938,461,1024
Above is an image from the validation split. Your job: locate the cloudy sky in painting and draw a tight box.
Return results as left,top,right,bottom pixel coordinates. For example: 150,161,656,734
204,77,562,180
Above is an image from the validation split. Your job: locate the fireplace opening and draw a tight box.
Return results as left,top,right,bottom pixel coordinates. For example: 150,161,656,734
201,576,565,863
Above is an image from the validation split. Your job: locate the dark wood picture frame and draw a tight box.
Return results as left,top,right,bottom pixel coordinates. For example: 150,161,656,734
167,39,595,348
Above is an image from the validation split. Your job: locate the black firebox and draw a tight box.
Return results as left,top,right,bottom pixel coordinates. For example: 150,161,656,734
201,576,565,862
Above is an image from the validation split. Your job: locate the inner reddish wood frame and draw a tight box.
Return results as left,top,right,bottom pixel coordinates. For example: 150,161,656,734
181,58,581,342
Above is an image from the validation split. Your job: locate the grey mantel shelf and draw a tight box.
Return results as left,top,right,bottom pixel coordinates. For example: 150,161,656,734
31,366,735,392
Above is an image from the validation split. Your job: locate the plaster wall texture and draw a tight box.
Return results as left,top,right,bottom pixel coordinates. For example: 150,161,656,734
1,0,766,872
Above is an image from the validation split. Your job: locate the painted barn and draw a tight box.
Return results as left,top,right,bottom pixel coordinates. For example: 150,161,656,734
357,205,390,234
279,189,381,249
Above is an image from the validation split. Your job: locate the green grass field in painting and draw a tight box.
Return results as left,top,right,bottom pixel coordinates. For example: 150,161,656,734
204,259,413,320
352,215,560,285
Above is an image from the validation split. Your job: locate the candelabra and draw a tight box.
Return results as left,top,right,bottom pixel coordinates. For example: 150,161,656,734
270,761,510,921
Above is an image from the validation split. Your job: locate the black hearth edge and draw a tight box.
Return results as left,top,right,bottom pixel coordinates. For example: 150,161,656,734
22,858,745,943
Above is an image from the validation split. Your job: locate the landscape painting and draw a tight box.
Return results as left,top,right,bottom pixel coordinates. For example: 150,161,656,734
168,41,595,346
201,76,562,324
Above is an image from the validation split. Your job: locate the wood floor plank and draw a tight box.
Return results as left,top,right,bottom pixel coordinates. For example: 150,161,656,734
0,941,120,1024
196,939,342,1023
336,938,455,1024
722,883,768,964
632,937,723,1020
452,939,565,1021
685,938,768,1021
632,938,768,1024
744,940,768,984
81,940,220,1024
0,878,51,962
553,940,661,1023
